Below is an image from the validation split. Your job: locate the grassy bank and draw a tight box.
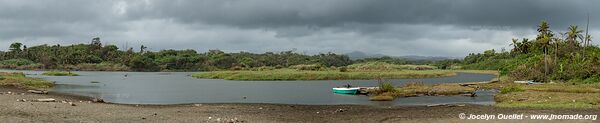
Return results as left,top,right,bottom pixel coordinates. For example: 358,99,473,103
368,82,476,101
42,71,79,76
0,72,53,89
492,82,600,109
495,91,600,109
192,69,461,81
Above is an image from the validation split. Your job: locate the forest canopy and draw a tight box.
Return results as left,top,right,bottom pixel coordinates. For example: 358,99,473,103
0,38,358,71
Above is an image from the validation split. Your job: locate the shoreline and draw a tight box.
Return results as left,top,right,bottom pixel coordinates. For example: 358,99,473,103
3,85,600,122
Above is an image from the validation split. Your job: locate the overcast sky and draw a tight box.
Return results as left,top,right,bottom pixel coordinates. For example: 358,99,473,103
1,0,599,57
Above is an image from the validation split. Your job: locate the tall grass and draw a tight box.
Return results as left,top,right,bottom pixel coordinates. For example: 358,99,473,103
192,69,456,80
368,82,476,101
499,86,525,94
57,62,130,71
42,71,79,76
346,62,435,71
0,59,45,70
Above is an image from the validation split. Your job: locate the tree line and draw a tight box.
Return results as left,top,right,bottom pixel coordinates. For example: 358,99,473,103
463,21,599,83
0,38,359,71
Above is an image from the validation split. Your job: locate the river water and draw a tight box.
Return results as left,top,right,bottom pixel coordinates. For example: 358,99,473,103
3,70,497,106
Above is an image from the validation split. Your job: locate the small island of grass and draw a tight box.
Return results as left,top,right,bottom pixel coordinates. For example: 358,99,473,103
0,72,53,89
42,71,79,76
368,82,477,101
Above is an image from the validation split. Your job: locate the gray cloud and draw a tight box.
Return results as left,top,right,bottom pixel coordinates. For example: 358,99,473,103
0,0,599,57
127,0,600,28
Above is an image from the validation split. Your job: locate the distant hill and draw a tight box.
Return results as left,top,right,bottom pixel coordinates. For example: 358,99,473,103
345,51,459,61
345,51,386,59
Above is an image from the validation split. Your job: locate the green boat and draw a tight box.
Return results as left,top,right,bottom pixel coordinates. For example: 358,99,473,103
332,87,360,94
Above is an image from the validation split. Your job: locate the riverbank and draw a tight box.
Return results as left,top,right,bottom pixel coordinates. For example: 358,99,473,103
2,86,599,123
0,72,53,89
453,75,600,109
368,82,478,101
192,69,497,81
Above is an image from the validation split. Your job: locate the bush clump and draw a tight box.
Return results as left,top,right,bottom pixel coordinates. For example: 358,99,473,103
380,82,396,92
500,86,525,94
338,66,348,72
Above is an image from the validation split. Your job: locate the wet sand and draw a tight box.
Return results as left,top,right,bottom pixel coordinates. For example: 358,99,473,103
1,86,599,123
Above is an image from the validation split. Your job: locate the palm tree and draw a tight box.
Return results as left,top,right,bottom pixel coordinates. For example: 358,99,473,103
536,21,554,40
9,42,23,52
9,42,23,58
585,35,593,46
510,38,520,53
566,25,584,47
539,36,551,78
521,38,530,54
140,45,147,53
583,35,593,60
552,36,564,65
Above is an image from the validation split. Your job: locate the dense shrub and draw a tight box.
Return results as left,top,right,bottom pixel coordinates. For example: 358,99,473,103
338,66,348,72
379,82,396,92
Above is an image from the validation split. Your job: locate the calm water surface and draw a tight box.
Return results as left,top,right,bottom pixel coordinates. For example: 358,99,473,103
3,70,497,106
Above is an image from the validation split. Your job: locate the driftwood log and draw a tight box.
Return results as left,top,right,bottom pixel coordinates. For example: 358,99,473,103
27,90,48,94
36,98,56,102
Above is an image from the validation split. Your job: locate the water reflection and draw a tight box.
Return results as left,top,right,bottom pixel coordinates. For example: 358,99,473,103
2,70,496,106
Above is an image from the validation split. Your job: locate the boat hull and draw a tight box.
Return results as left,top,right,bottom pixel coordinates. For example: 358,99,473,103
332,88,359,94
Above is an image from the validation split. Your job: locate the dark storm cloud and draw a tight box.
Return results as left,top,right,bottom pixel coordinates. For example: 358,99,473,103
0,0,128,40
0,0,599,57
128,0,600,29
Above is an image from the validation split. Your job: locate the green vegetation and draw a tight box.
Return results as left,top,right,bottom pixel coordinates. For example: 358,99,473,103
379,82,396,92
0,38,356,71
58,62,129,71
192,69,457,80
0,72,53,89
368,82,399,101
463,21,598,83
346,61,435,71
0,59,44,70
457,20,600,109
499,86,525,94
1,37,467,72
42,71,79,76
